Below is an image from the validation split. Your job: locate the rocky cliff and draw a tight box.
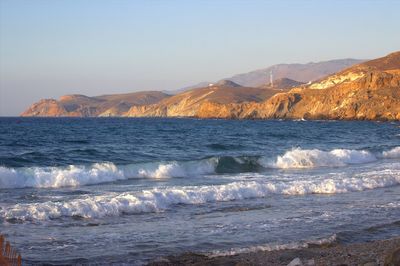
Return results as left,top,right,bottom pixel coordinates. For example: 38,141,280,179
21,52,400,120
21,91,170,117
196,51,400,120
125,81,288,117
170,58,364,93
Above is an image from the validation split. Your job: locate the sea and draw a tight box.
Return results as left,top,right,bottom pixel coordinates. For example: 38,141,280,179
0,117,399,265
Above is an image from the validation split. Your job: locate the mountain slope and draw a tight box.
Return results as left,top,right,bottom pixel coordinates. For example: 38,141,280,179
170,59,364,93
258,78,305,89
21,91,170,117
125,82,289,117
197,51,400,120
21,54,397,120
227,59,365,87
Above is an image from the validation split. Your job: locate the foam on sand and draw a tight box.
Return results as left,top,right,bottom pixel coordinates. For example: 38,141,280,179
209,234,337,257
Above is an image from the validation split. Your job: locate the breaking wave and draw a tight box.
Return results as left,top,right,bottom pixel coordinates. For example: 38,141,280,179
0,159,216,189
2,168,399,221
264,148,378,169
382,146,400,159
1,147,398,189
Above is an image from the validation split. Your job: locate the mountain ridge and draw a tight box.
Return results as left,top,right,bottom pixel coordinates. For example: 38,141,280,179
169,58,365,94
21,91,170,117
196,52,400,120
21,53,399,120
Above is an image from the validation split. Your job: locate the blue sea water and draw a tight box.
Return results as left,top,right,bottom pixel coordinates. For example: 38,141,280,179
0,117,399,265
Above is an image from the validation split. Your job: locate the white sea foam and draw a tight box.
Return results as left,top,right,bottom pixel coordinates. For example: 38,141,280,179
0,159,216,189
1,147,397,189
264,148,377,169
209,234,337,257
0,163,125,189
2,168,399,221
382,147,400,159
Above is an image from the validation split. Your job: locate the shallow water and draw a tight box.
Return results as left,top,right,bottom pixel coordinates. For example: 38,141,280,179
0,118,399,265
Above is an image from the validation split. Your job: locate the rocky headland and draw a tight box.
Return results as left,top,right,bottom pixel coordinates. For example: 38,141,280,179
21,52,400,121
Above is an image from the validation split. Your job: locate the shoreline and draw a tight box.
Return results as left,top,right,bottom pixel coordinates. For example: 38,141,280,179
10,116,400,122
148,237,400,266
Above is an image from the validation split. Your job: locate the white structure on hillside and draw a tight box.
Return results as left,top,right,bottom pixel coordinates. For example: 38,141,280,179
270,70,274,87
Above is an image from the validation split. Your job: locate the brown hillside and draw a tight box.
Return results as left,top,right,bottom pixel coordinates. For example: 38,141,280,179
125,83,289,117
197,51,400,121
21,91,170,117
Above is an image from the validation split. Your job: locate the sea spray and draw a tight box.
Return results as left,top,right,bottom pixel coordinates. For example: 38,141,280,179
3,168,400,221
0,159,217,189
0,147,398,189
263,148,377,169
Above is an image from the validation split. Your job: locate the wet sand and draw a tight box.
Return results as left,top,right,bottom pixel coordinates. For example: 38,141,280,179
148,237,400,266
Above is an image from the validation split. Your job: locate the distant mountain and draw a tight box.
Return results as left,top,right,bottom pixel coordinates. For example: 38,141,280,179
171,81,212,95
23,55,392,120
196,51,400,120
21,91,170,117
214,79,242,87
258,78,305,90
227,59,366,87
125,82,287,117
175,59,365,93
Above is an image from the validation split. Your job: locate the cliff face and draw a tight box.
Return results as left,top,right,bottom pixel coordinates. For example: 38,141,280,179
125,83,290,117
21,91,170,117
21,52,400,121
21,99,71,117
170,58,364,93
196,52,400,121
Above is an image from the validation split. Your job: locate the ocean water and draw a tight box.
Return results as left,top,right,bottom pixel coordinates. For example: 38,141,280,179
0,117,399,265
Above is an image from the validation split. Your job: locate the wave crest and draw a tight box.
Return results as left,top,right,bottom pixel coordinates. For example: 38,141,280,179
264,148,377,169
0,163,125,189
1,147,397,189
0,159,216,189
3,169,399,221
382,147,400,159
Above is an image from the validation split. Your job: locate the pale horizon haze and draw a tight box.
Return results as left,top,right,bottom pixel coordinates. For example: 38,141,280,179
1,0,400,116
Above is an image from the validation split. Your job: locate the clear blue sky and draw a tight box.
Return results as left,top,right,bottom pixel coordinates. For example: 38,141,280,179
1,0,399,115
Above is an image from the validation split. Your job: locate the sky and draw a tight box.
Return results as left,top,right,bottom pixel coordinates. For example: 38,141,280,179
0,0,399,116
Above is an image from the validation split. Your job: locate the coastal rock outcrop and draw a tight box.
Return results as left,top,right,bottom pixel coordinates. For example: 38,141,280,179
21,91,170,117
197,51,400,121
21,52,400,120
125,84,290,117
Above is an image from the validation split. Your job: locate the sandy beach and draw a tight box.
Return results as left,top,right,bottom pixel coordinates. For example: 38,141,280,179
148,237,400,266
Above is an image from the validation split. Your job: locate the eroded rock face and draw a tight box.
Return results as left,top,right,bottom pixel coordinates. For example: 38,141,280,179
21,52,400,121
125,85,281,117
20,99,69,117
21,91,170,117
195,52,400,121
